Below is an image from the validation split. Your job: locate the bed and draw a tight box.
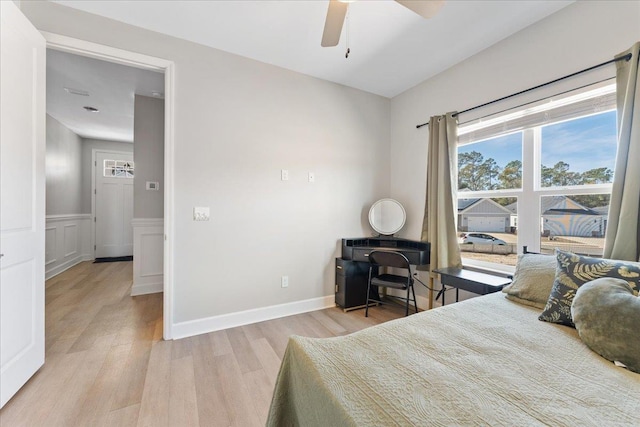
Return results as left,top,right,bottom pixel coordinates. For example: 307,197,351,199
266,292,640,426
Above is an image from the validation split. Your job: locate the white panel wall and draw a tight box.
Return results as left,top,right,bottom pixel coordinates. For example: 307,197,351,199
45,214,92,279
131,218,163,296
389,0,640,306
23,1,391,334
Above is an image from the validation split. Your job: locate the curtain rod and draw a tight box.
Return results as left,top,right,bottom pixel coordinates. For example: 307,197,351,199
415,52,633,129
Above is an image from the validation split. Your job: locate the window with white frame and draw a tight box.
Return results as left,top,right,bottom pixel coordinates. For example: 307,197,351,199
103,159,134,178
456,82,617,267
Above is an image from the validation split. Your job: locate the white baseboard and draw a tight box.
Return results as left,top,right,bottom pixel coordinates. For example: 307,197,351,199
171,295,336,340
45,254,93,280
131,281,164,296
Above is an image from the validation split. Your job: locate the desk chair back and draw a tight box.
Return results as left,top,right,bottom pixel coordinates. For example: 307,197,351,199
366,250,418,317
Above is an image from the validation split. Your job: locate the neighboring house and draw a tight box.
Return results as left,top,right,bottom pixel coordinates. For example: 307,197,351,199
507,196,606,237
458,198,512,233
592,206,610,235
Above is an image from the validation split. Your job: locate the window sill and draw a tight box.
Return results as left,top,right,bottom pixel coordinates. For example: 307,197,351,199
461,257,515,278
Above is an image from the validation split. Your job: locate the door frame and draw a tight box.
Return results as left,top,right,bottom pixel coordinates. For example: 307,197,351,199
91,149,134,259
43,32,176,339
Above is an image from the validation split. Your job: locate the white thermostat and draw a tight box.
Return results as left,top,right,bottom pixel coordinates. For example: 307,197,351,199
146,181,160,190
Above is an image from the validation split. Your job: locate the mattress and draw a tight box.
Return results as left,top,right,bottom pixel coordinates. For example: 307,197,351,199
267,293,640,426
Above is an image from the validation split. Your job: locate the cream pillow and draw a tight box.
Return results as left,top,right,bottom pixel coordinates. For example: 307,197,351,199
502,253,556,309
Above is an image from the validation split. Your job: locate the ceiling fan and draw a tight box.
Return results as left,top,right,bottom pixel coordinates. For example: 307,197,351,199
321,0,445,48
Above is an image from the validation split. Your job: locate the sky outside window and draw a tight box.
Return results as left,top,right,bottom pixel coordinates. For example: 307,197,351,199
458,132,522,191
541,110,617,187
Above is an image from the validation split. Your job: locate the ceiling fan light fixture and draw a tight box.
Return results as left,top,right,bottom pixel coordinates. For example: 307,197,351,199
322,0,445,49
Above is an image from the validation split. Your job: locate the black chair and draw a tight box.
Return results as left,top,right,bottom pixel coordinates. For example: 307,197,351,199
365,250,418,317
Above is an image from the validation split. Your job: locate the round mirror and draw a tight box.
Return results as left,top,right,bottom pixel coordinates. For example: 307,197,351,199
368,198,406,235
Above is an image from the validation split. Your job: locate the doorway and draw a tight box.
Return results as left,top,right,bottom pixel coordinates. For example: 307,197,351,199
44,32,175,340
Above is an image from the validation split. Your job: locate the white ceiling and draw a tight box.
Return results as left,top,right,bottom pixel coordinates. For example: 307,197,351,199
47,0,573,141
46,49,164,142
53,0,574,98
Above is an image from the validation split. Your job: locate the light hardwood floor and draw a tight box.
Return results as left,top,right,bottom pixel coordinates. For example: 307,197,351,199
0,261,406,427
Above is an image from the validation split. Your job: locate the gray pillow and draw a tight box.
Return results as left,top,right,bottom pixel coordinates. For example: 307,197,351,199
539,249,640,327
572,277,640,374
502,253,556,309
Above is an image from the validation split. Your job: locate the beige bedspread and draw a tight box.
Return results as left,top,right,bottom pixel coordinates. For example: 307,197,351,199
267,293,640,426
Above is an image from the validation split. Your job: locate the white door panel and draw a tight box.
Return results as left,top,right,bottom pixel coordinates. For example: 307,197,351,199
95,152,134,258
0,1,46,408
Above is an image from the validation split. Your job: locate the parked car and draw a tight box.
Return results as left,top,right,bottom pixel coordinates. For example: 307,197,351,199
459,232,506,245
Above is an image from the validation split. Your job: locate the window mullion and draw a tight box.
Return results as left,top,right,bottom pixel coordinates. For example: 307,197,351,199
519,128,541,253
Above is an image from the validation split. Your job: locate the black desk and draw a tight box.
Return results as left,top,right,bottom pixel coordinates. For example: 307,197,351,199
434,267,512,305
336,237,430,311
342,237,430,266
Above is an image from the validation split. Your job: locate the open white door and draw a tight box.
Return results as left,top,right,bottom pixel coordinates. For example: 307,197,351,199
95,151,134,258
0,1,46,408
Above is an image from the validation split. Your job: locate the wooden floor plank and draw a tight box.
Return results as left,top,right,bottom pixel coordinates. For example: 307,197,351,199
137,340,172,427
168,356,200,427
48,334,117,427
72,342,134,427
191,345,232,427
208,329,233,356
215,353,262,427
250,338,283,385
226,327,262,374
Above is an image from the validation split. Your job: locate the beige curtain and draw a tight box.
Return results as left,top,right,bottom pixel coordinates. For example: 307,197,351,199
421,113,462,284
604,42,640,262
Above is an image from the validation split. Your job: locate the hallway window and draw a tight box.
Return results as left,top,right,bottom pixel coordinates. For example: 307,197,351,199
104,159,134,178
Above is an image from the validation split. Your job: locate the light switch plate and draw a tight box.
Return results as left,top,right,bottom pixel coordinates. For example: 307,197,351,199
193,207,210,221
281,169,289,181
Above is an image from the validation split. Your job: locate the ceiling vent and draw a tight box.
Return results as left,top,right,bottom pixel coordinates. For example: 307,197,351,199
83,106,99,113
64,87,89,96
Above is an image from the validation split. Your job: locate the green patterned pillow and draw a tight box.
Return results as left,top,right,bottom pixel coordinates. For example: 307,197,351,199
539,249,640,327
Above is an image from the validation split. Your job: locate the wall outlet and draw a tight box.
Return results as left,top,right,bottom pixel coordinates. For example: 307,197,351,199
281,169,289,181
308,172,315,183
193,207,210,221
281,276,289,288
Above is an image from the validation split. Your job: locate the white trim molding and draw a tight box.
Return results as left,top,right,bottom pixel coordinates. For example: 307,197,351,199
131,218,164,296
45,214,93,279
172,295,336,340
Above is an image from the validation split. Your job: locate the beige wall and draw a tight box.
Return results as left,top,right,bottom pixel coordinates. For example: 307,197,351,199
389,0,640,303
46,114,83,215
23,1,391,324
134,95,164,219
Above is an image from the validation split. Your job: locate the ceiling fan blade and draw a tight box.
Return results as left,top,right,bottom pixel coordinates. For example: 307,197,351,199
395,0,445,19
321,0,348,47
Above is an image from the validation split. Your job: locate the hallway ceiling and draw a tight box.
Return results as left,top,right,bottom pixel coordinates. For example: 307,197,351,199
46,49,164,142
52,0,574,98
